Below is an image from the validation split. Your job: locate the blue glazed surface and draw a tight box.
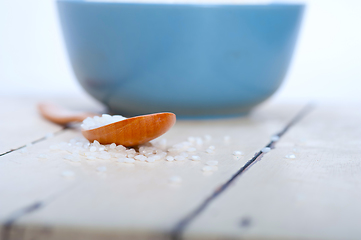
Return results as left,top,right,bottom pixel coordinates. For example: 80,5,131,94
57,1,304,117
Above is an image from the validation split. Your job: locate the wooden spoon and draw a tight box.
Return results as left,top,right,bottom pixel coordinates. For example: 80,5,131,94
82,113,176,147
38,102,176,147
38,102,99,125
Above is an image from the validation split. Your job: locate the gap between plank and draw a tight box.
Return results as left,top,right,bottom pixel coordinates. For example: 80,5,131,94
170,103,315,240
0,128,68,157
1,184,79,240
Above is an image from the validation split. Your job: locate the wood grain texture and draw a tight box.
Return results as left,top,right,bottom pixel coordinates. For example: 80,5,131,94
0,100,299,240
0,95,103,154
0,97,62,154
184,103,361,240
3,97,359,240
82,113,176,147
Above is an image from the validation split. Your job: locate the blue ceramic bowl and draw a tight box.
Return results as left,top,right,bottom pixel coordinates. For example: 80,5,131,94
57,0,304,117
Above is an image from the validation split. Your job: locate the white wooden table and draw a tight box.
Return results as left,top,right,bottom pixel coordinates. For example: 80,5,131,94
1,96,360,240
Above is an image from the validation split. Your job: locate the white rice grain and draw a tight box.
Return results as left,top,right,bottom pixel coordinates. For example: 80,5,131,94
261,147,271,153
146,156,156,163
206,149,214,154
135,155,147,161
271,135,280,141
202,166,213,172
175,155,186,161
81,114,127,130
38,154,48,159
166,156,175,162
285,154,296,159
232,151,243,156
45,132,54,139
191,155,201,161
196,137,203,146
87,156,96,160
206,160,218,166
124,158,135,163
117,158,128,163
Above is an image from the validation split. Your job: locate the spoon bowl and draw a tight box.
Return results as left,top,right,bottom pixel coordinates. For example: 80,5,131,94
81,113,176,147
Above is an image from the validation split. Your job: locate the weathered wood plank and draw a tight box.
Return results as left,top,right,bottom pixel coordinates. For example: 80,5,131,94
184,103,361,240
0,95,103,154
0,101,303,239
0,96,61,154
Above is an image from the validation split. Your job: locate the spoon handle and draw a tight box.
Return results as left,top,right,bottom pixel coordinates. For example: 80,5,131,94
38,102,99,125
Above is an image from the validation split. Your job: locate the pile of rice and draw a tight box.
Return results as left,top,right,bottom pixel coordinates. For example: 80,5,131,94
81,114,127,130
49,136,208,163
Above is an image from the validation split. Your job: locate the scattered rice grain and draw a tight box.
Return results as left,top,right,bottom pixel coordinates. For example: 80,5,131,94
232,151,242,156
124,158,135,163
135,155,147,161
89,146,97,152
117,158,127,163
196,138,203,146
116,145,126,151
87,156,96,160
202,166,213,172
174,155,185,161
191,155,201,161
38,154,48,159
206,149,214,154
45,133,54,139
261,147,271,153
271,135,280,141
206,160,218,166
169,176,182,184
146,156,156,163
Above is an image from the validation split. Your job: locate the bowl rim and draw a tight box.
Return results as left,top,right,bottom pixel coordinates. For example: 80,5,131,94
57,0,305,8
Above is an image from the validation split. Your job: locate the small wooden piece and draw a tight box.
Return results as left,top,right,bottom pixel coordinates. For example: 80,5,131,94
82,113,176,147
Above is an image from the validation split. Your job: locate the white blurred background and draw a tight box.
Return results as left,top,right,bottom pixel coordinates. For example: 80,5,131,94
0,0,360,103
